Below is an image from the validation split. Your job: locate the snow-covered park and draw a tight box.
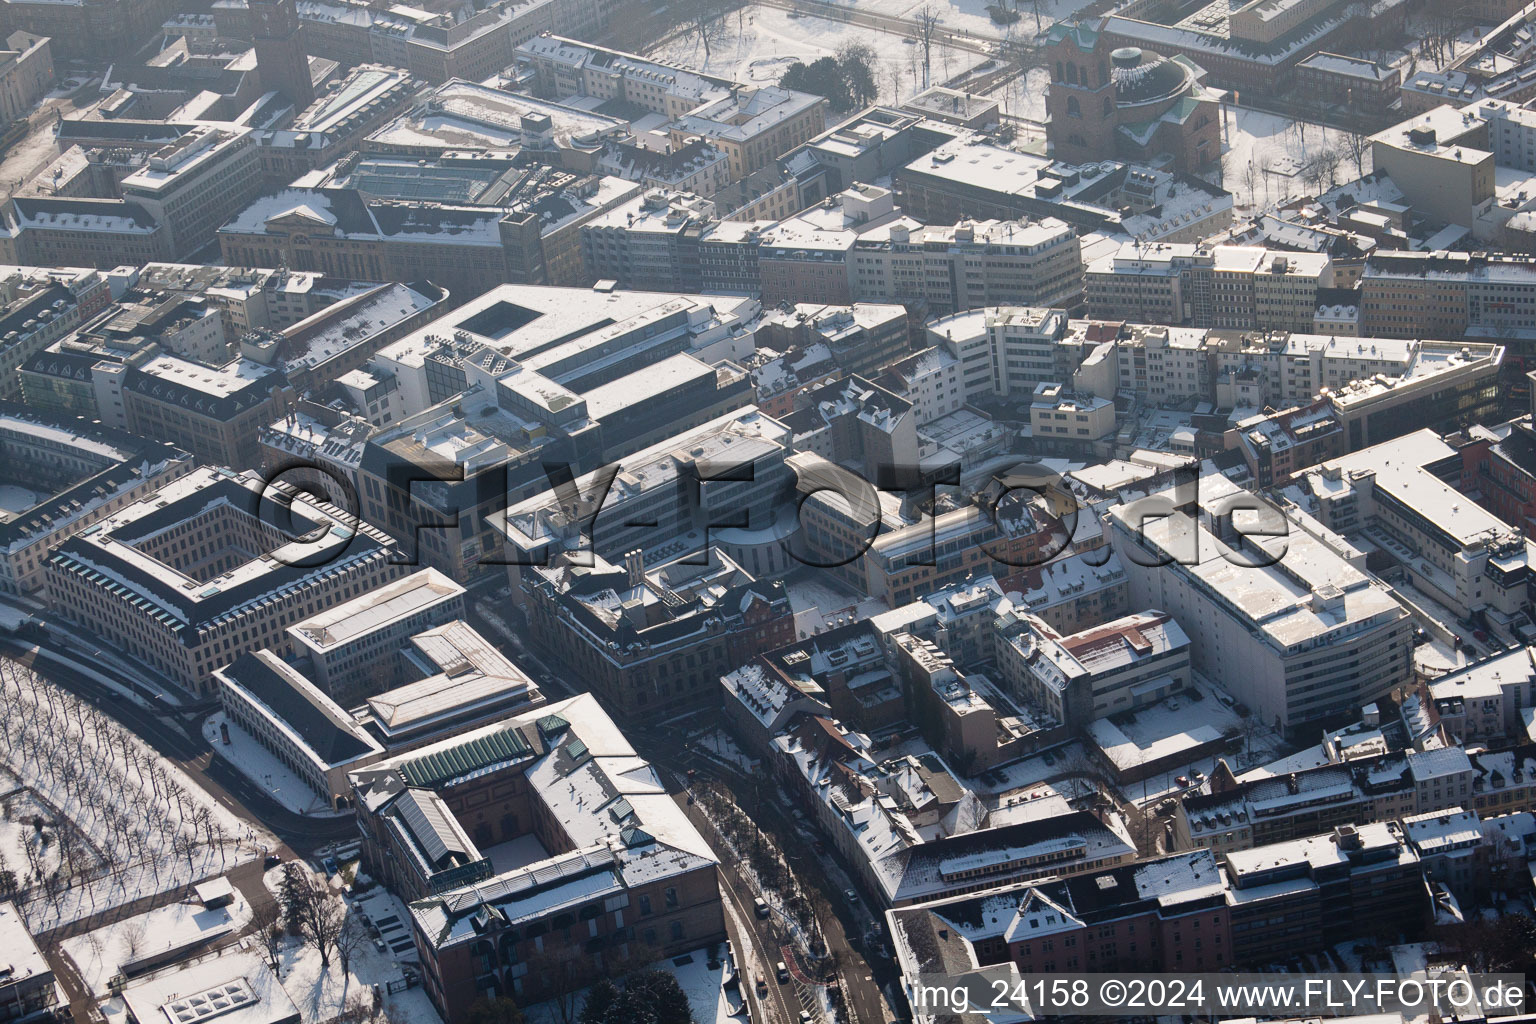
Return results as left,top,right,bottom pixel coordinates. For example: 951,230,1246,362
0,658,273,932
651,4,985,104
1217,105,1371,211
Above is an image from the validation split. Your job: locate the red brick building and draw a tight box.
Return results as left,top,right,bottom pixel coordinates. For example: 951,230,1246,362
351,693,726,1021
1464,422,1536,536
1043,26,1221,172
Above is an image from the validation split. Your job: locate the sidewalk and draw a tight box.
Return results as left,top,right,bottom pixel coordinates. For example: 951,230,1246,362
201,712,350,819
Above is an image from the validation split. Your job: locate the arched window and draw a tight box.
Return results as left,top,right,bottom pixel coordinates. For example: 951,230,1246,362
1067,96,1081,117
1066,62,1079,84
1099,60,1108,84
1056,60,1065,81
1103,96,1113,116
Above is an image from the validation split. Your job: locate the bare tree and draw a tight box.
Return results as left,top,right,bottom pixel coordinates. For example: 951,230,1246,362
121,920,147,963
335,912,365,978
285,867,348,968
251,899,285,972
1344,126,1369,179
681,0,731,63
916,6,940,88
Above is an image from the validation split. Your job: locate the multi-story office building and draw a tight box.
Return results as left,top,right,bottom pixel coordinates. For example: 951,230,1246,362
1360,249,1536,343
521,548,794,721
0,901,56,1022
0,270,104,400
1085,242,1333,330
218,180,642,300
0,403,193,597
0,31,49,125
0,197,173,269
1297,429,1531,621
350,692,725,1016
1369,105,1495,233
895,138,1232,244
1108,473,1413,733
119,126,263,257
217,617,544,808
499,405,794,571
215,650,385,810
579,189,716,292
215,0,611,85
43,467,401,695
118,353,294,470
287,568,467,703
849,215,1083,316
1221,822,1425,965
517,36,825,180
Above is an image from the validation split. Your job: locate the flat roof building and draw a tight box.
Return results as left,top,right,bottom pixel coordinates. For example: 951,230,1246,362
44,467,401,696
288,567,466,703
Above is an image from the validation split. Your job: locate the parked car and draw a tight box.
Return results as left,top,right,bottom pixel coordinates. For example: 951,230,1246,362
776,962,790,984
753,897,770,919
843,888,859,905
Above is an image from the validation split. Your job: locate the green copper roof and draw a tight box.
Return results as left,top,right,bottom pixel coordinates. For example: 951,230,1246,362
399,728,533,788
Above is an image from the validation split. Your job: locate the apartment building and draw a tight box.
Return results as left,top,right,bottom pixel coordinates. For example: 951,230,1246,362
1174,746,1482,854
774,712,1136,908
998,610,1191,729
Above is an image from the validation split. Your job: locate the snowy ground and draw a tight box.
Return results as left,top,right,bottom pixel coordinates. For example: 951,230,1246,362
0,657,273,932
652,5,984,105
1219,105,1369,211
806,0,1103,42
984,65,1051,123
201,713,349,818
689,726,759,773
0,788,83,889
268,894,440,1024
60,889,253,997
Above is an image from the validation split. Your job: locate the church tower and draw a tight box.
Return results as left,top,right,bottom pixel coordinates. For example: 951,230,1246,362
251,0,315,109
